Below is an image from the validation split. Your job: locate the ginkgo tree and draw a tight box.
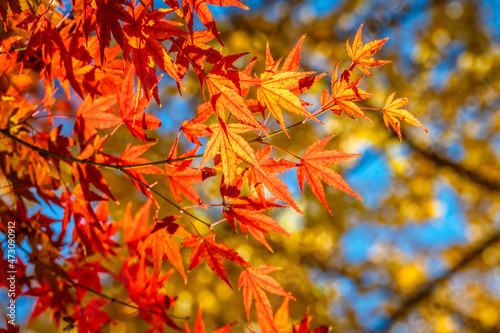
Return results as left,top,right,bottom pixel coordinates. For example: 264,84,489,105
0,0,427,332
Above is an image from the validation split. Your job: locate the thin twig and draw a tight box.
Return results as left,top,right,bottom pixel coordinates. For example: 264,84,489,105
251,106,329,143
0,128,200,169
121,169,211,227
169,37,207,77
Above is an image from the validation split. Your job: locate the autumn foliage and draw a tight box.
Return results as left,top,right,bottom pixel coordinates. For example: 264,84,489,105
0,0,427,332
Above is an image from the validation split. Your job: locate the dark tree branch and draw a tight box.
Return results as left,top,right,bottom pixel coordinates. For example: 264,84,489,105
404,135,500,192
0,128,201,169
377,231,500,332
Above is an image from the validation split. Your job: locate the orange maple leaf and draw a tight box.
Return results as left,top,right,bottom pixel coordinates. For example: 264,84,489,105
120,200,153,252
181,101,213,145
346,23,391,76
74,95,119,142
321,62,374,121
224,193,291,252
138,215,190,282
382,92,427,140
185,306,235,333
257,37,322,137
245,146,303,214
206,70,264,130
297,136,363,214
238,265,295,333
199,122,261,186
166,141,215,207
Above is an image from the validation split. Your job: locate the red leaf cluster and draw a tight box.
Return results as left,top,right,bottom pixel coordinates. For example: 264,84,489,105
0,1,426,331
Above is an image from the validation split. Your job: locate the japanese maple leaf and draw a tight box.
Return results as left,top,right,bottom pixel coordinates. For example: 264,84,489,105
18,4,83,97
119,143,164,175
224,204,290,252
93,143,163,199
181,101,213,145
138,215,190,282
123,0,185,103
68,187,120,258
320,62,374,121
182,235,250,287
346,23,391,76
118,64,161,141
117,259,180,330
26,282,74,326
72,299,113,333
382,92,427,140
297,136,363,214
116,143,163,198
68,261,106,302
74,95,119,142
73,163,116,202
245,146,302,214
95,0,133,61
119,200,154,252
257,38,321,137
199,122,261,186
206,58,264,130
0,0,21,22
185,306,234,333
169,30,222,81
166,143,215,207
238,265,295,332
183,0,249,45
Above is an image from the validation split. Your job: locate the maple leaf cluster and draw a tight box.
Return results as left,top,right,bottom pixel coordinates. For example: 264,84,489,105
0,0,427,332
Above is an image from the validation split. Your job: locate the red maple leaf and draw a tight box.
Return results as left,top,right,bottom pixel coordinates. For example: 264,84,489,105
118,64,162,142
123,0,185,103
224,202,290,251
74,95,119,143
95,0,133,61
182,235,250,287
199,122,261,186
166,141,215,207
182,0,249,45
138,215,190,282
185,306,235,333
297,136,363,214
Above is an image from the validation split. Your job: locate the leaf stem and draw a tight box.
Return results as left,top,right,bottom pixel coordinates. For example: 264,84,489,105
259,141,301,160
0,46,27,55
169,37,207,77
121,169,211,227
